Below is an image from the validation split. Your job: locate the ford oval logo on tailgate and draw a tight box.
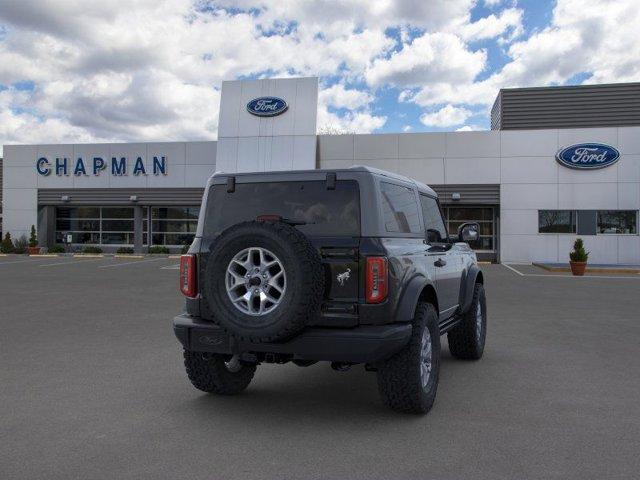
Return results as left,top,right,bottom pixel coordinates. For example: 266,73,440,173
556,143,620,170
247,97,288,117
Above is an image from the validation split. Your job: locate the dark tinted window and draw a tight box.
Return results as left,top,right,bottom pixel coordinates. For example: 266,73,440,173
538,210,576,233
420,195,447,242
204,180,360,237
597,210,637,234
380,182,421,233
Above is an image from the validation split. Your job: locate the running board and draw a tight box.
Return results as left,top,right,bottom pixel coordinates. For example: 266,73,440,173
439,315,461,335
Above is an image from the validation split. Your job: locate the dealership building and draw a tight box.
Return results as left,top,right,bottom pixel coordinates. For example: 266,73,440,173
1,78,639,264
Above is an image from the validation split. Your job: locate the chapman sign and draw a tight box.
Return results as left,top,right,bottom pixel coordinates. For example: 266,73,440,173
36,156,168,177
246,97,288,117
556,143,620,170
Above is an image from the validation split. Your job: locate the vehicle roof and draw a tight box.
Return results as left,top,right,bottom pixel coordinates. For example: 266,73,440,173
211,165,437,197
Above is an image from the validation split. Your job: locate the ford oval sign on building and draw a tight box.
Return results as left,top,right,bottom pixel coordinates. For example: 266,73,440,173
556,143,620,170
246,97,288,117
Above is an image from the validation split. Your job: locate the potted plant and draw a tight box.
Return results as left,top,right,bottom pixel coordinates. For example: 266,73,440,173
13,235,28,254
28,225,41,255
569,238,589,276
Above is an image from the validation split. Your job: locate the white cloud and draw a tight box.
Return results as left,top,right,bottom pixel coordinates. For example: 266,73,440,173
458,7,523,42
366,32,486,87
402,125,412,132
456,124,484,131
420,105,472,127
319,84,373,110
0,0,638,150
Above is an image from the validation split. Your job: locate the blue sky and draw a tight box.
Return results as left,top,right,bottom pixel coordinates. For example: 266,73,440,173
0,0,638,150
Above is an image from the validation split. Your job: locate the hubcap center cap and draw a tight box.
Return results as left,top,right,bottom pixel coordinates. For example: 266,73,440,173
248,276,262,287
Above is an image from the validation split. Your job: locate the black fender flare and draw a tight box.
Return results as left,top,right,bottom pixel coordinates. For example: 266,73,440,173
458,264,483,314
395,275,438,323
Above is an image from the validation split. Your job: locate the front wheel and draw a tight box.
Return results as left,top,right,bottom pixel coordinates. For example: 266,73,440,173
183,350,256,395
376,302,440,414
448,283,487,360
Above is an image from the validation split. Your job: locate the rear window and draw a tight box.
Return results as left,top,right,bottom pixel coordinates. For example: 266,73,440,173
204,180,360,237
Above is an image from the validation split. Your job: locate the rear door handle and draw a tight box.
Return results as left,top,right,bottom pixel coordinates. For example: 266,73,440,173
434,258,447,267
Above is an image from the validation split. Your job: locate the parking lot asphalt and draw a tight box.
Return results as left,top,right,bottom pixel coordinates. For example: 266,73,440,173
1,257,640,480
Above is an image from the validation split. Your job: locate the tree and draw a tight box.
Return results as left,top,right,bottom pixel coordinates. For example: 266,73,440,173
1,232,15,253
29,225,38,247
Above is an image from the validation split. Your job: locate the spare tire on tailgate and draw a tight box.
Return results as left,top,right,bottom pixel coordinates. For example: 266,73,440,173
204,221,325,342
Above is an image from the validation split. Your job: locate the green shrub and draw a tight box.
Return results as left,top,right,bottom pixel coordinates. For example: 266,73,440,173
29,225,38,247
116,247,135,254
148,245,170,254
13,235,28,254
181,243,191,254
82,246,103,254
569,238,589,262
1,233,14,253
48,244,66,254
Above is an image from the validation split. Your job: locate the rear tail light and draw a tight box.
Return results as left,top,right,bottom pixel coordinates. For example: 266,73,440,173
180,254,197,298
366,257,388,304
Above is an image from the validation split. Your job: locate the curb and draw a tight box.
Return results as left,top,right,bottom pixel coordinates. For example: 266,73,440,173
30,254,59,258
532,262,640,275
73,254,105,258
114,254,145,259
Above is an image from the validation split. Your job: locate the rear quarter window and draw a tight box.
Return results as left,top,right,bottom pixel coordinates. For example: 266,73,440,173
379,182,421,234
203,180,360,237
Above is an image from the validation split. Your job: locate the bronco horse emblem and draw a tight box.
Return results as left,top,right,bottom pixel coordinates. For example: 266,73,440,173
336,268,351,286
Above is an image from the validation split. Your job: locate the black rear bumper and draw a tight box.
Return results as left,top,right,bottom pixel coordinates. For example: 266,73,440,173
173,314,412,364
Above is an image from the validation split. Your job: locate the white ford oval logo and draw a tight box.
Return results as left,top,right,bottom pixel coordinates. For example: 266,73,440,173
247,97,288,117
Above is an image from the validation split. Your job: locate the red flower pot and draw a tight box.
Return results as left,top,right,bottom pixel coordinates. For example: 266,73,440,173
27,246,41,255
569,261,587,276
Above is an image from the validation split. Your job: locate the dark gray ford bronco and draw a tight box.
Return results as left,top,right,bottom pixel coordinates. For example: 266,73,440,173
174,166,486,414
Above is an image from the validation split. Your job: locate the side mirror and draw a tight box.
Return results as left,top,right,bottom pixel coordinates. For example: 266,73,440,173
458,222,480,243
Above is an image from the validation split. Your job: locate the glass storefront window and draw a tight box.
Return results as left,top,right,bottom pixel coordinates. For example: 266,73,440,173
150,206,200,246
538,210,576,233
445,207,495,251
597,210,638,234
55,207,134,245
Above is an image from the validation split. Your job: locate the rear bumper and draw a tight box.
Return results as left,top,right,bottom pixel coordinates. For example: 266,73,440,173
173,314,412,364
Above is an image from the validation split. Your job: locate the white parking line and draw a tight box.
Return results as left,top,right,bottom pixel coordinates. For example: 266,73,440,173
502,263,524,276
502,263,640,280
0,257,58,266
98,257,166,269
161,264,180,270
39,258,105,267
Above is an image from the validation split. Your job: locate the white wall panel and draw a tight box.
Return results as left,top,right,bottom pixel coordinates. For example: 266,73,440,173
558,234,619,264
618,236,640,264
558,128,618,148
501,234,558,263
398,133,446,158
184,164,216,188
354,134,398,160
500,129,558,157
500,209,539,235
558,183,618,209
502,184,558,209
185,141,216,166
317,135,354,160
618,127,640,155
617,182,640,209
501,156,558,184
396,158,445,185
3,166,37,189
617,154,640,183
445,157,500,184
445,131,500,158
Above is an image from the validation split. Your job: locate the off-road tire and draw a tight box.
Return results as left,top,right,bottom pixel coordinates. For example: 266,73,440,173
376,302,440,414
183,350,256,395
448,282,487,360
203,221,325,343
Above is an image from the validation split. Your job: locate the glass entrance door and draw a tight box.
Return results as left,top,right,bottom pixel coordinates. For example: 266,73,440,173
444,206,497,259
